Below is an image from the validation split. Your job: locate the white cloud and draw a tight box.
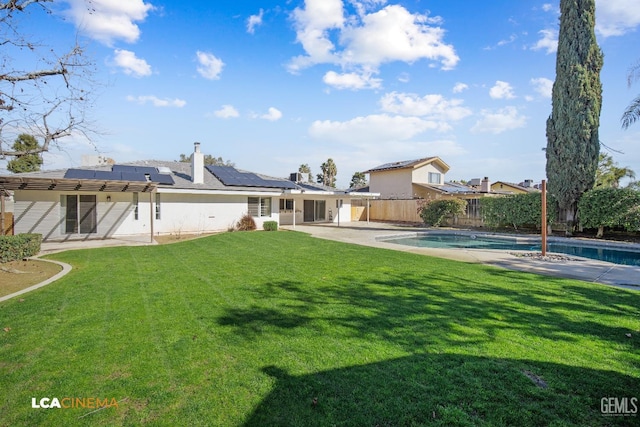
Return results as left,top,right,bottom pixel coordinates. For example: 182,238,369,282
113,49,152,77
485,34,517,50
196,51,225,80
340,5,458,70
498,34,517,46
214,105,239,119
288,1,458,81
126,95,186,108
309,114,449,144
530,77,553,98
453,82,468,93
489,81,516,99
350,0,389,16
596,0,640,37
379,92,472,121
323,70,382,90
471,106,527,134
541,3,554,12
63,0,154,46
531,29,557,54
260,107,283,121
289,0,344,71
247,9,264,34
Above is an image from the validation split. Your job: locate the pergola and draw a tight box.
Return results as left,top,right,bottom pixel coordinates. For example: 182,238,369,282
0,176,158,242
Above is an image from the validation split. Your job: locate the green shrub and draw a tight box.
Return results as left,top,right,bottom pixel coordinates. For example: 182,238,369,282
481,193,556,230
0,233,42,263
418,199,467,227
263,221,278,231
578,187,640,238
235,213,257,231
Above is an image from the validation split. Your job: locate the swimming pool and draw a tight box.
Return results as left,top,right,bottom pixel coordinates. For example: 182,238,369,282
381,233,640,267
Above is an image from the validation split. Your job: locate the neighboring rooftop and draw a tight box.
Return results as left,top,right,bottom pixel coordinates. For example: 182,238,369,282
364,157,450,174
414,181,481,195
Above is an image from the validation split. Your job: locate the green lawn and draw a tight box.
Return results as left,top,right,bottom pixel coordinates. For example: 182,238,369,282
1,231,639,426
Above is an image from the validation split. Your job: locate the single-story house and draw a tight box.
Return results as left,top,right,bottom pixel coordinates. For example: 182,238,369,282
0,143,378,241
490,180,540,194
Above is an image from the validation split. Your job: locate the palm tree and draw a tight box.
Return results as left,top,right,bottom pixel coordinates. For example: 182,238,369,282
595,153,636,188
298,164,313,182
622,61,640,129
318,158,337,187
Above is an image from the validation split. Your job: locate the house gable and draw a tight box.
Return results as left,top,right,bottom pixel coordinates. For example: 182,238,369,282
365,156,449,199
491,181,539,194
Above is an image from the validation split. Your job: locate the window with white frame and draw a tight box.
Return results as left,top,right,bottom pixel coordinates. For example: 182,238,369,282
279,198,294,211
248,197,272,217
428,172,441,184
155,193,161,220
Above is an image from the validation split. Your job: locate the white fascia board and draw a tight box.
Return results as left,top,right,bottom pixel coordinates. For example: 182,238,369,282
295,190,342,196
156,188,284,196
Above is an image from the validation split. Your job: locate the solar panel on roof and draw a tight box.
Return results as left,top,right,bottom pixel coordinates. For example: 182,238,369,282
369,159,420,171
92,170,118,180
262,179,297,189
64,168,160,183
148,173,175,185
206,165,296,189
64,169,96,179
119,171,148,182
112,164,158,174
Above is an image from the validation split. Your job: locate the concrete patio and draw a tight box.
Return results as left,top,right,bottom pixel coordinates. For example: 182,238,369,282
283,222,640,290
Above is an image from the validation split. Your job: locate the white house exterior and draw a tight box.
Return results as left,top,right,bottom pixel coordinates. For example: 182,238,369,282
0,144,378,241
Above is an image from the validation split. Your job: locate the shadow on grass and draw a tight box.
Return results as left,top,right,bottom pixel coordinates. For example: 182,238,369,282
218,270,640,351
244,354,640,426
216,270,640,425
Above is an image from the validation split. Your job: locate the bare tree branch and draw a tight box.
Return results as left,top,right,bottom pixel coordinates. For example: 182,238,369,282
0,0,99,159
0,0,51,12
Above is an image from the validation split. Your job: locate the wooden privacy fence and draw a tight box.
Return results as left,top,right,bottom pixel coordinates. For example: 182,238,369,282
368,199,485,227
369,199,422,223
1,212,14,235
350,206,367,221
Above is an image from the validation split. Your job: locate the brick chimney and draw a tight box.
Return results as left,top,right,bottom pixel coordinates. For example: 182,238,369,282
192,142,204,184
480,177,491,193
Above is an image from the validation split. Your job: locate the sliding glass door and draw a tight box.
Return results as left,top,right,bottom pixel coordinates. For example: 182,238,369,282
65,195,97,234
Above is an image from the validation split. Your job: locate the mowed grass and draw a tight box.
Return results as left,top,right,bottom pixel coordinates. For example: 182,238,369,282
0,231,639,426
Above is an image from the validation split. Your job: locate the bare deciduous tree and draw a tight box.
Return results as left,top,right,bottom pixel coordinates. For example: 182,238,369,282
0,0,97,159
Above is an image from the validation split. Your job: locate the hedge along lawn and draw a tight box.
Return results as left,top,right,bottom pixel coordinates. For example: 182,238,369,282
0,232,639,426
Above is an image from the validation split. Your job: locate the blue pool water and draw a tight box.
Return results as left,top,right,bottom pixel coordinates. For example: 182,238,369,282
385,234,640,267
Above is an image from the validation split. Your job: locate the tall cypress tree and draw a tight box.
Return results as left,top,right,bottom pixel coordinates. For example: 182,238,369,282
546,0,603,225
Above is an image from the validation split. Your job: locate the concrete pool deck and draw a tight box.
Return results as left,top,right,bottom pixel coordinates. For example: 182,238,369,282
283,222,640,290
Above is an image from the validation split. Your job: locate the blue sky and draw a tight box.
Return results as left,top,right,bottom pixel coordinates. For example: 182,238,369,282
2,0,639,188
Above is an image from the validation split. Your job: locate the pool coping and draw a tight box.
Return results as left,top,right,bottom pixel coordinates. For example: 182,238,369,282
376,229,640,251
284,224,640,291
